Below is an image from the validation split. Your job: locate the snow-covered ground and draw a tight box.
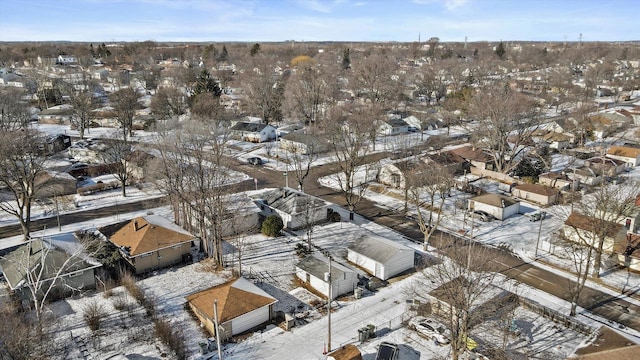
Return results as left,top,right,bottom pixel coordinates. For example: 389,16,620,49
3,119,638,359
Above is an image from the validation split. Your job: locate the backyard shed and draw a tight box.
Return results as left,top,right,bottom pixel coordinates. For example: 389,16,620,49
347,234,414,280
295,253,357,299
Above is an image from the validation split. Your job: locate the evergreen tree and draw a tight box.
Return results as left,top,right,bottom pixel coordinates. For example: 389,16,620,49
191,69,222,98
342,48,351,70
217,45,229,62
250,43,261,57
89,44,95,57
495,41,506,59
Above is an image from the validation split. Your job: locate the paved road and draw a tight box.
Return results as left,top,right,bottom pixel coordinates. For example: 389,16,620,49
2,153,639,333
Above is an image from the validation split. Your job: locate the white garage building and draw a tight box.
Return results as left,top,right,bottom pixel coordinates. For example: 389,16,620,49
347,235,414,281
296,253,357,299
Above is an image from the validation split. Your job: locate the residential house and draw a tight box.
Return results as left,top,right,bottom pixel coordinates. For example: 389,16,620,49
230,122,277,143
378,118,409,136
40,134,72,154
588,113,630,140
35,170,77,198
56,55,77,65
468,193,520,220
606,146,640,167
562,212,626,255
541,131,573,150
511,183,560,206
296,253,357,299
449,145,493,170
251,188,337,230
0,239,100,304
424,151,469,176
280,130,331,155
125,149,160,181
347,234,414,280
567,157,627,186
38,105,74,125
186,277,278,340
376,160,411,189
538,172,573,191
175,193,262,241
107,215,194,274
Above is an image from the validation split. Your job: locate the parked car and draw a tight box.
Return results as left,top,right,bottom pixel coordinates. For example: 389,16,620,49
68,163,89,177
527,211,546,222
472,210,494,222
247,157,263,165
409,316,450,345
375,342,399,360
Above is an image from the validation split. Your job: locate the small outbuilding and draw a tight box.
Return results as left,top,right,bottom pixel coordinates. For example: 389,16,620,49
186,277,278,340
347,234,414,280
606,146,640,167
468,193,520,220
295,253,357,299
511,183,560,206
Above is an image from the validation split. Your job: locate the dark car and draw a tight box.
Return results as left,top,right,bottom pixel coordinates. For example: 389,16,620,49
247,157,263,165
68,163,89,177
375,342,399,360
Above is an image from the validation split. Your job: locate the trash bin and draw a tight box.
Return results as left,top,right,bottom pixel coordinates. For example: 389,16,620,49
366,324,376,338
354,287,363,299
358,327,367,342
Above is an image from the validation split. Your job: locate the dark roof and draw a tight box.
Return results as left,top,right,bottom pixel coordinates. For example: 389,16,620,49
296,253,354,280
230,122,269,132
450,145,492,163
564,212,624,238
513,183,559,197
255,188,326,214
384,118,409,127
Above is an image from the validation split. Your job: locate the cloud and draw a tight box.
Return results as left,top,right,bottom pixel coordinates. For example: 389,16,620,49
412,0,469,11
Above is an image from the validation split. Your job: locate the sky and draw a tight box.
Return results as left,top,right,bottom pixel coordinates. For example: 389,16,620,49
0,0,638,43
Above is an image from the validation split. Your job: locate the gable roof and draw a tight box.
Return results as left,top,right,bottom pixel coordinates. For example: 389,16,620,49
254,188,327,215
513,183,559,197
606,146,640,159
348,234,413,263
109,215,193,256
186,277,277,323
450,145,492,163
471,193,519,208
230,122,270,132
0,239,97,290
564,211,624,237
296,253,354,281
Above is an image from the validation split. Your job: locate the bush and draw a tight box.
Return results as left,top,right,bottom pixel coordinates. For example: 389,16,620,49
154,318,187,360
83,299,107,331
111,293,130,311
261,215,284,237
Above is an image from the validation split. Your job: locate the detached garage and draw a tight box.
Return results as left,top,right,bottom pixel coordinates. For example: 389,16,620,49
186,277,277,341
468,193,520,220
296,253,357,299
347,235,414,281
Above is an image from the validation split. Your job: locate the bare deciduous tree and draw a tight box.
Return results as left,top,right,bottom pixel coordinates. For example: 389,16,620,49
0,129,49,241
467,83,542,174
154,119,234,265
110,87,140,141
101,137,134,197
241,58,286,124
0,87,31,131
150,87,186,121
325,104,376,220
406,161,455,250
284,64,333,126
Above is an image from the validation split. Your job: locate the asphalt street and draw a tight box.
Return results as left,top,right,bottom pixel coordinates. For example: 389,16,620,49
1,153,639,333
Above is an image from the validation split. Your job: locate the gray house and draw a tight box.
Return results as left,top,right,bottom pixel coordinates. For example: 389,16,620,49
251,188,337,230
0,239,100,304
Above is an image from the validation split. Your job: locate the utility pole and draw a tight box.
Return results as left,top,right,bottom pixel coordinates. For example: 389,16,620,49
214,299,223,360
324,254,333,353
534,212,546,259
54,194,61,231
